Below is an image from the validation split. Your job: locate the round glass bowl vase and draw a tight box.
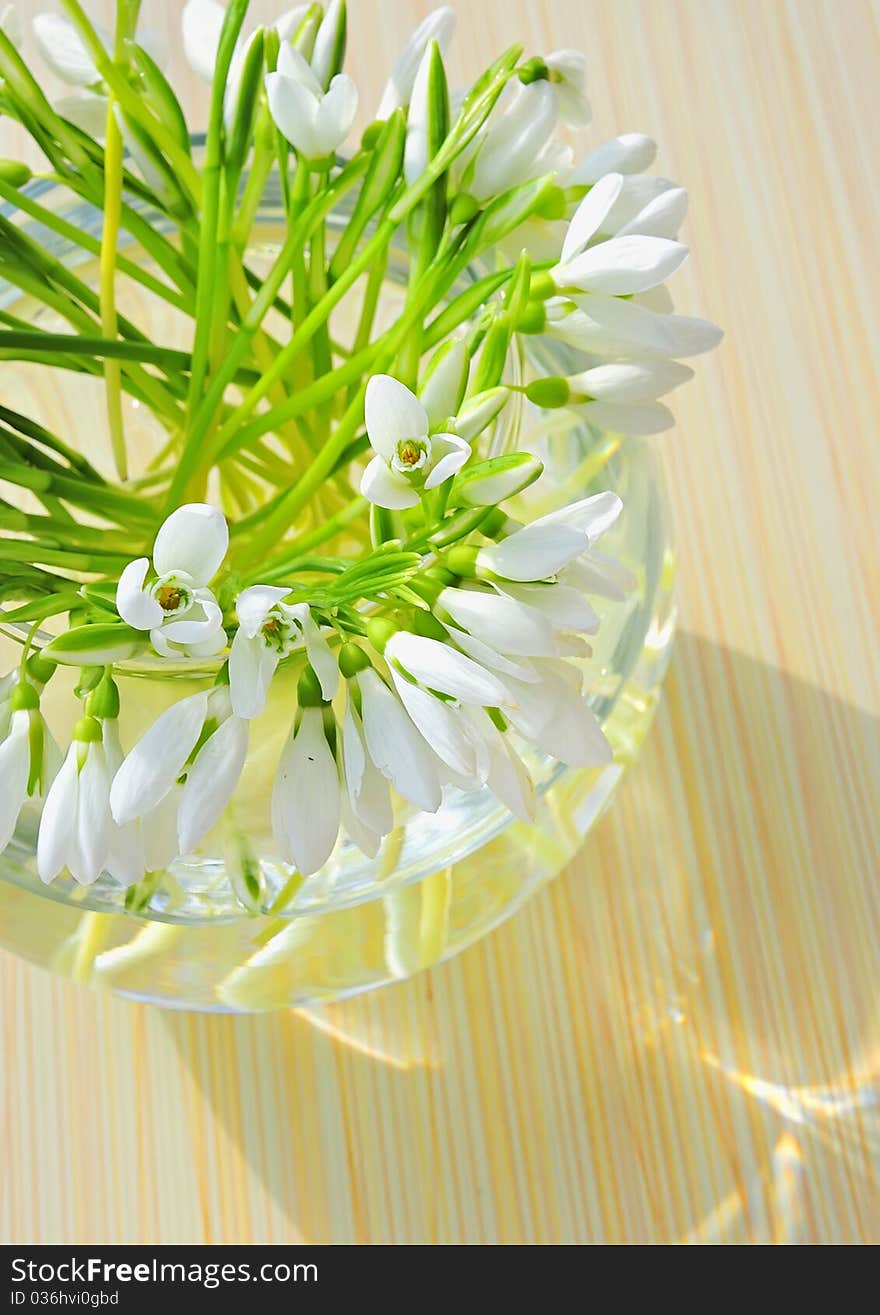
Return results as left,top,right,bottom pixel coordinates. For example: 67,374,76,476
0,173,676,1011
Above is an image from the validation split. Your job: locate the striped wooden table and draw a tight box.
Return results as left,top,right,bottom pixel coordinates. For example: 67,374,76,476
1,0,878,1244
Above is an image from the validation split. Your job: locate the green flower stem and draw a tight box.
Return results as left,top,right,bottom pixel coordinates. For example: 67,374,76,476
0,539,131,573
60,0,201,205
185,0,250,421
0,405,103,482
232,107,276,249
0,463,157,526
165,155,371,508
102,86,129,481
0,331,193,373
0,180,189,313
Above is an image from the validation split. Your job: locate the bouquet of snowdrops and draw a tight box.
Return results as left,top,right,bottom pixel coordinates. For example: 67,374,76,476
0,1,720,899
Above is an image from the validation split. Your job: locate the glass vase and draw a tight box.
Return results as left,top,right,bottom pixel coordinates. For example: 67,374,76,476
0,169,675,1010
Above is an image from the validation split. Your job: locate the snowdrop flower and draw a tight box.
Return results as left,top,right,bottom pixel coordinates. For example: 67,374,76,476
504,660,612,768
477,491,623,583
361,375,470,509
552,231,689,298
109,687,248,859
0,682,56,855
32,12,165,86
338,696,393,858
37,715,112,885
460,81,571,202
271,670,340,876
115,503,227,660
552,359,695,437
181,0,305,83
266,42,357,161
545,293,723,360
376,5,455,117
544,50,590,127
461,706,536,822
229,586,337,720
570,132,657,186
356,666,443,813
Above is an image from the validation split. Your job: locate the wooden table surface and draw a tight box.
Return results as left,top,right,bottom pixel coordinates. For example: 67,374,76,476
1,0,878,1244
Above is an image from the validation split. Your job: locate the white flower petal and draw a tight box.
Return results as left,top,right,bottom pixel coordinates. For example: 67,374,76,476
479,524,588,581
359,669,442,812
618,186,688,239
554,235,689,296
341,702,394,836
569,360,693,402
181,0,225,83
391,671,482,781
277,39,324,96
272,708,340,876
570,132,657,185
471,81,558,200
424,435,471,489
116,557,163,630
545,48,590,127
365,375,429,455
0,713,30,851
37,746,79,883
506,667,613,768
463,708,535,822
33,13,100,86
583,399,676,436
72,745,111,884
314,74,357,154
143,790,181,871
110,691,208,824
228,630,280,720
178,714,249,853
560,172,624,263
386,630,511,705
419,340,469,429
377,5,455,117
360,454,420,509
442,622,540,683
552,293,722,359
539,490,623,541
438,588,558,657
235,584,291,638
152,503,228,585
160,594,223,644
499,582,600,633
266,71,322,156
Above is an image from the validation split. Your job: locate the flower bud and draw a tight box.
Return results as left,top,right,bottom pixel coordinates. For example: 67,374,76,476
86,673,120,721
451,452,544,506
297,663,325,708
366,617,397,654
339,642,371,679
311,0,347,89
25,653,56,686
446,545,479,577
0,159,31,187
225,27,266,177
404,39,448,185
452,388,509,442
10,681,39,713
43,624,146,666
525,377,570,408
419,340,469,429
72,715,102,744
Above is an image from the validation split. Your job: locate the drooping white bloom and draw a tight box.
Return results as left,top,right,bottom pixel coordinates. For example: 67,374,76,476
109,687,248,860
361,375,470,509
37,716,113,885
570,133,657,185
271,707,340,875
229,585,337,719
460,706,535,822
0,686,56,854
389,668,488,785
181,0,305,83
338,698,393,858
478,491,623,582
504,660,613,768
115,503,227,660
385,630,511,705
561,358,694,436
552,233,689,297
544,49,590,127
376,5,455,117
461,81,571,202
32,12,165,86
266,42,357,160
437,586,565,658
357,667,443,813
544,293,723,360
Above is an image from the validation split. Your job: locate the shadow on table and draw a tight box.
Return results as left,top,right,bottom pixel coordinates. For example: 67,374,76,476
162,633,880,1242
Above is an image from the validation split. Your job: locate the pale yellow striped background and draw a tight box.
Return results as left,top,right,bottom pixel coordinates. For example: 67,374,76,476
1,0,878,1243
